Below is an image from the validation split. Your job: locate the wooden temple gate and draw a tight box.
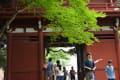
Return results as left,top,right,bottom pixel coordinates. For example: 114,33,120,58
7,21,120,80
0,0,120,80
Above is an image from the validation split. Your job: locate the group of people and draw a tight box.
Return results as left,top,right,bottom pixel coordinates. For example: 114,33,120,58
45,58,76,80
45,52,116,80
84,53,116,80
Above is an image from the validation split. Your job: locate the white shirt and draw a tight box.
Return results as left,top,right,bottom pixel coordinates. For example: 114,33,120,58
57,69,64,76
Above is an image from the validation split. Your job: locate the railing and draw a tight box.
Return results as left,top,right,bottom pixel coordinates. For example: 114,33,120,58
88,2,120,11
88,3,112,10
1,2,120,15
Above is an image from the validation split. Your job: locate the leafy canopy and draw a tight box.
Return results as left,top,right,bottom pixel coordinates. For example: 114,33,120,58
20,0,106,45
45,48,71,64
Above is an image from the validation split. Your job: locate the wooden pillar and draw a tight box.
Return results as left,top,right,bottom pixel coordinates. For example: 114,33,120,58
7,33,12,80
76,44,85,80
38,29,45,80
114,30,120,80
76,44,81,79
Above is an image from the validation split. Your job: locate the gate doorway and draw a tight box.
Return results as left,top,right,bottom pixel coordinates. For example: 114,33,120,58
45,47,78,80
44,36,85,80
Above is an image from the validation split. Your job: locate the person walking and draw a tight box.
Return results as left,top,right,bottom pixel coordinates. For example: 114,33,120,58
53,64,57,80
70,66,76,80
46,58,54,80
83,52,96,80
63,67,68,80
57,65,64,80
105,60,116,80
55,60,61,80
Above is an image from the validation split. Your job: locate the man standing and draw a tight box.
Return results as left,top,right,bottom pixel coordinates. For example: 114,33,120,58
84,53,96,80
105,60,116,80
70,66,76,80
46,58,54,80
63,67,68,80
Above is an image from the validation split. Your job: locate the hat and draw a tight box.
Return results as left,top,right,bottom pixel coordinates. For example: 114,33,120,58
108,60,112,63
87,52,92,56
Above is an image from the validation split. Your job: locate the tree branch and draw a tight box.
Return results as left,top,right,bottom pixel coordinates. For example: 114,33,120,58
0,8,26,38
17,8,26,13
0,0,40,38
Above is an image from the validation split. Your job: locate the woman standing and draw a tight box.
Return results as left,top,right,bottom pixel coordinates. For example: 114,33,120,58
54,60,61,80
57,65,64,80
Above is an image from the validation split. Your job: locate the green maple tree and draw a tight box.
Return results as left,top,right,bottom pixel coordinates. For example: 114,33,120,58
1,0,106,45
21,0,105,45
